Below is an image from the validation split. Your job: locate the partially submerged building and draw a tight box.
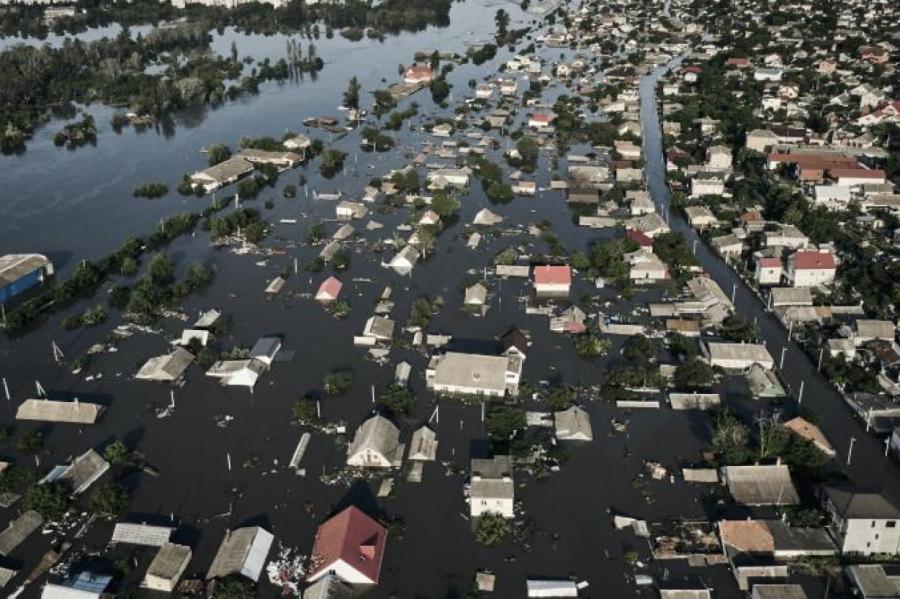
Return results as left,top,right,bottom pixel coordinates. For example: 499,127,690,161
469,455,514,519
703,342,775,371
206,526,274,582
346,415,403,469
143,543,192,592
307,506,387,585
0,254,54,303
721,464,799,506
407,425,438,461
42,449,109,495
15,398,104,425
427,351,523,397
554,406,593,441
0,510,43,556
190,157,254,193
136,348,194,382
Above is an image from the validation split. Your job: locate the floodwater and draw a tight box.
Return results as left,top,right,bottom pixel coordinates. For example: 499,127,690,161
0,1,874,598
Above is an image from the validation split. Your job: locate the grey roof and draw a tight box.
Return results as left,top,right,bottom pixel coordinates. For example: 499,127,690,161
855,319,896,340
408,426,438,461
846,564,900,599
347,416,401,463
55,449,110,494
111,523,174,546
825,486,900,519
0,566,17,588
752,585,808,599
0,510,43,555
745,364,786,397
766,521,836,553
364,316,395,339
193,309,222,329
722,465,799,506
770,287,813,307
303,574,354,599
136,348,195,381
471,454,514,501
430,352,512,394
192,157,254,184
145,543,191,583
16,399,103,424
0,254,51,287
554,406,593,441
706,342,773,366
249,337,281,362
207,527,273,581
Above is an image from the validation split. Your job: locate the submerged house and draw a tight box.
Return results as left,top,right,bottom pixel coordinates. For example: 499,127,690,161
469,455,514,519
307,506,388,585
16,398,104,425
136,348,195,382
206,526,274,583
346,415,403,469
407,426,438,461
42,449,109,495
427,351,523,397
142,543,192,592
0,254,54,303
189,157,254,193
554,406,593,441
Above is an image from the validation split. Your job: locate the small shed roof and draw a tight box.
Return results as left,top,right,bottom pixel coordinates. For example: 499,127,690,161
145,543,191,583
722,465,799,506
136,348,194,381
111,523,174,546
207,526,274,582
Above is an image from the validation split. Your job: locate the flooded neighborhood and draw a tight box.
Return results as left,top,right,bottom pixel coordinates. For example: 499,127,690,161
1,0,900,597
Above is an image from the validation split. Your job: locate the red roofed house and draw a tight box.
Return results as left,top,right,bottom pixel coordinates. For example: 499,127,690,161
829,168,887,187
403,64,435,84
533,265,572,297
528,112,556,130
726,57,751,68
307,506,387,585
754,255,783,286
316,276,343,303
626,228,654,249
786,250,836,287
683,65,702,83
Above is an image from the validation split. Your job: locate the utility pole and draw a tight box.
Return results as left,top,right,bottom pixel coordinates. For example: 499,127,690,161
885,437,891,458
731,282,736,304
1,377,8,402
780,346,787,369
797,379,804,404
846,437,856,466
817,347,824,371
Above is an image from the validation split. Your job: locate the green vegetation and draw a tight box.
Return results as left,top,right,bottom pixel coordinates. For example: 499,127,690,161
53,114,97,149
589,237,640,287
207,143,232,166
343,76,361,110
494,247,518,265
474,513,511,546
361,126,395,151
378,385,415,415
22,481,70,519
90,483,130,519
292,397,319,424
319,149,347,177
430,190,460,217
103,440,130,467
573,332,610,358
133,182,169,199
323,370,353,396
673,358,715,390
408,296,442,328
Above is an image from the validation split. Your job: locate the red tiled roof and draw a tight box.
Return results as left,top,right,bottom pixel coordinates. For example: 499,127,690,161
316,276,343,299
791,251,835,270
626,228,654,247
404,65,434,79
757,257,782,268
534,265,572,285
308,506,387,584
684,66,703,73
829,168,886,179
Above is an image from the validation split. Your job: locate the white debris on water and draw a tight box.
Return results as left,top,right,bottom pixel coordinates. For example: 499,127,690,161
265,545,307,596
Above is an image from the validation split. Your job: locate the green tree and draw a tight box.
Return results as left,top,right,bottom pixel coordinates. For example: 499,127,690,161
379,385,415,415
673,358,715,390
711,410,752,465
485,404,525,444
430,191,460,216
343,76,361,110
211,576,255,599
207,144,231,166
22,481,70,519
90,483,130,520
494,9,510,40
475,513,510,546
323,370,353,396
292,398,318,424
103,440,129,467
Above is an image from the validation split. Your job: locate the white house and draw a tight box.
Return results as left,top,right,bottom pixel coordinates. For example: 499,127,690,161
823,486,900,555
427,351,523,396
346,415,402,469
785,250,836,287
469,455,514,519
703,342,774,370
389,245,420,275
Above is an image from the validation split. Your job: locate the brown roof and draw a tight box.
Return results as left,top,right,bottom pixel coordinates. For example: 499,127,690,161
719,520,774,553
